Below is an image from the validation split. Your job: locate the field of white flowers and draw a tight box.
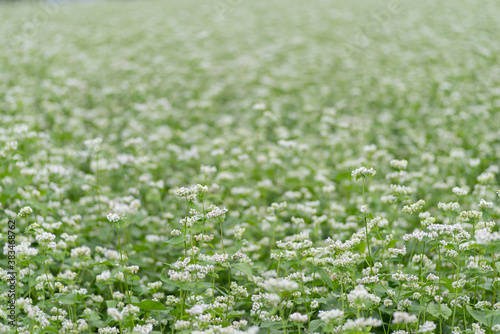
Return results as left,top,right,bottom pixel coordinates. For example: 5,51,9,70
1,0,500,333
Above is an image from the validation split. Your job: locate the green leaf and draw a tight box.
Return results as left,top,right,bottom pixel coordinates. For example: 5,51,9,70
426,302,452,319
89,311,101,321
260,321,288,329
114,219,132,228
133,299,168,311
161,236,189,248
161,271,213,293
466,306,500,327
309,319,323,332
17,260,36,267
89,261,118,268
30,255,49,264
232,263,253,277
313,267,334,290
56,293,77,305
106,300,118,308
133,244,150,252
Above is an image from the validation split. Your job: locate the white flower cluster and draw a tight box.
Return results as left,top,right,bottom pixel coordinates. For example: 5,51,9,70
176,184,209,201
390,159,408,170
459,210,483,220
478,199,493,210
391,184,414,196
475,228,500,245
392,311,417,324
205,205,228,219
402,200,425,214
18,206,33,218
106,213,122,223
318,309,344,323
261,278,299,293
289,312,308,323
452,187,469,196
351,167,376,179
438,202,460,212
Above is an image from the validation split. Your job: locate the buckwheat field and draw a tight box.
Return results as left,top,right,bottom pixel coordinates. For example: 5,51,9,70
1,0,500,333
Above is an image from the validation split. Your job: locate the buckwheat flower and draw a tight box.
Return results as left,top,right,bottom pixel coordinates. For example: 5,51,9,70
98,327,120,334
289,312,308,323
318,309,344,323
344,317,382,330
388,246,406,256
475,228,500,245
381,195,397,203
147,281,162,290
115,272,124,281
492,324,500,332
253,102,266,110
96,270,111,282
438,202,460,212
310,300,319,309
84,137,103,151
262,278,299,293
371,216,388,228
186,304,208,316
322,184,336,193
70,246,91,258
4,140,17,151
348,284,370,305
18,206,33,218
174,320,191,330
418,321,437,333
391,184,414,196
77,320,89,331
176,184,208,201
351,167,376,179
360,205,368,214
475,301,492,310
106,213,121,223
478,199,493,209
113,291,125,300
205,205,228,219
107,308,122,321
476,220,495,230
171,229,182,236
472,323,485,334
133,324,153,334
446,249,459,257
402,200,425,214
459,210,482,220
234,226,246,239
390,159,408,170
392,311,417,324
363,144,377,153
61,233,78,243
124,265,139,274
27,223,40,231
121,304,140,317
452,187,469,196
36,232,56,243
477,172,495,184
426,273,439,281
200,165,217,174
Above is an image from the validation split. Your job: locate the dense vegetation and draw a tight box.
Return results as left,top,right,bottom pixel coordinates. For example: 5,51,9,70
1,0,500,333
